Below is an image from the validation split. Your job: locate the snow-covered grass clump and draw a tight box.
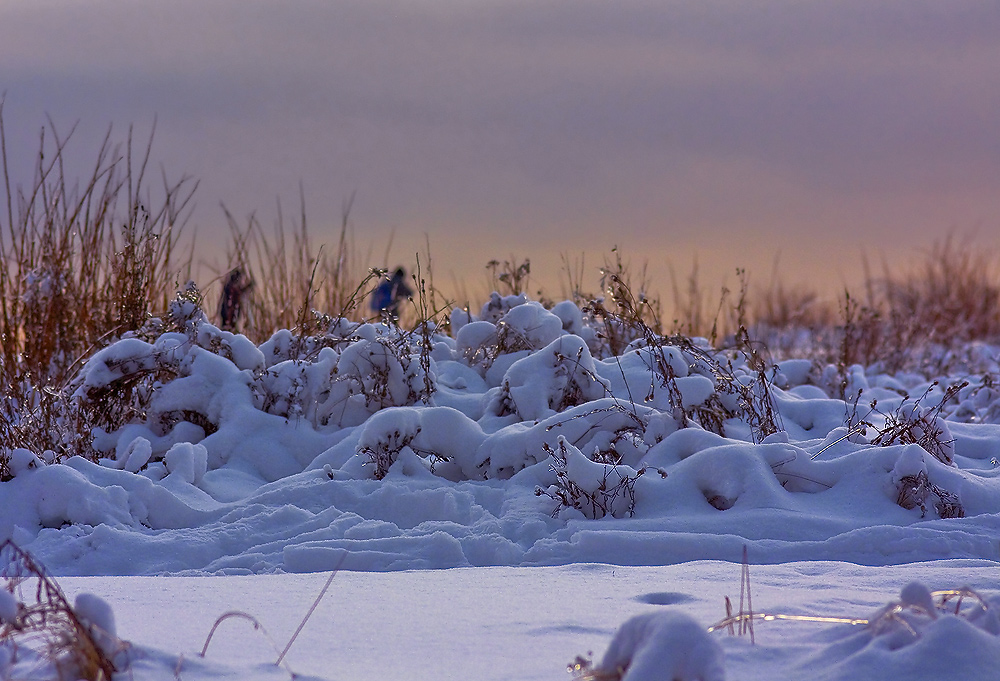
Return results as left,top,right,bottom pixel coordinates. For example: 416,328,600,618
3,286,1000,680
4,287,1000,572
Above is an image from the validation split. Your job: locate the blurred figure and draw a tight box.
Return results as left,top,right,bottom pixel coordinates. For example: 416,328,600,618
220,268,253,331
370,267,413,319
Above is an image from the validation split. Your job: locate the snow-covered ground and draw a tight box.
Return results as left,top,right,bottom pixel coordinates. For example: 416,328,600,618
40,561,999,681
3,292,1000,680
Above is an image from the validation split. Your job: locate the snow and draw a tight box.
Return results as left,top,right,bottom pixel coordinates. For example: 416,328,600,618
0,589,16,625
3,295,1000,680
16,562,999,681
598,611,726,681
74,592,118,657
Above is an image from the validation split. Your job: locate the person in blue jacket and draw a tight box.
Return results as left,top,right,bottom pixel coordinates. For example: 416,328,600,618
370,267,413,319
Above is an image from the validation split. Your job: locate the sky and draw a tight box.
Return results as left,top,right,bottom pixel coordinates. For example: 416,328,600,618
2,0,999,307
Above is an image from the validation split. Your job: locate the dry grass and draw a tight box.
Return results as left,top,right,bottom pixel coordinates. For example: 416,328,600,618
485,255,533,297
707,549,991,640
831,235,1000,372
0,103,447,469
0,103,196,463
3,105,1000,477
414,234,1000,376
2,540,347,681
879,235,1000,341
1,540,122,681
734,233,1000,373
0,103,196,387
219,189,384,339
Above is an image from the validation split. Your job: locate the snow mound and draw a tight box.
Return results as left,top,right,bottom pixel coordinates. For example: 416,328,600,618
3,294,1000,575
800,581,1000,681
598,611,725,681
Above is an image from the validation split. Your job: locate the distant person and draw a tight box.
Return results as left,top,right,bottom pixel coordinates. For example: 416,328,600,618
370,267,413,319
220,268,253,331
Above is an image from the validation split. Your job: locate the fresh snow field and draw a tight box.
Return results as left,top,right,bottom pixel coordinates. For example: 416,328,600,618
3,292,1000,680
49,561,1000,681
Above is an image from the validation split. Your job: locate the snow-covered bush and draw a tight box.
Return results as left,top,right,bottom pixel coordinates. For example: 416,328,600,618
494,335,609,421
353,406,486,480
875,395,959,466
849,382,965,466
475,398,658,478
325,332,436,423
478,291,529,324
456,298,566,371
602,340,726,433
535,437,651,519
891,446,964,518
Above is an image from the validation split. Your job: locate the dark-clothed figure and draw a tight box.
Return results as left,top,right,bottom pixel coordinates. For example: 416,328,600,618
220,268,253,331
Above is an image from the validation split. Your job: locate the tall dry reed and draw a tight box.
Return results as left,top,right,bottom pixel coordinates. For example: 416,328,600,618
1,103,195,460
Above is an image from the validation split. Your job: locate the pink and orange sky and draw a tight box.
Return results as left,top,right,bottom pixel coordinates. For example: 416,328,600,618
2,0,999,305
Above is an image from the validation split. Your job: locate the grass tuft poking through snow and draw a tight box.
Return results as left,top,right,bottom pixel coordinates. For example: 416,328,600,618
0,540,122,681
